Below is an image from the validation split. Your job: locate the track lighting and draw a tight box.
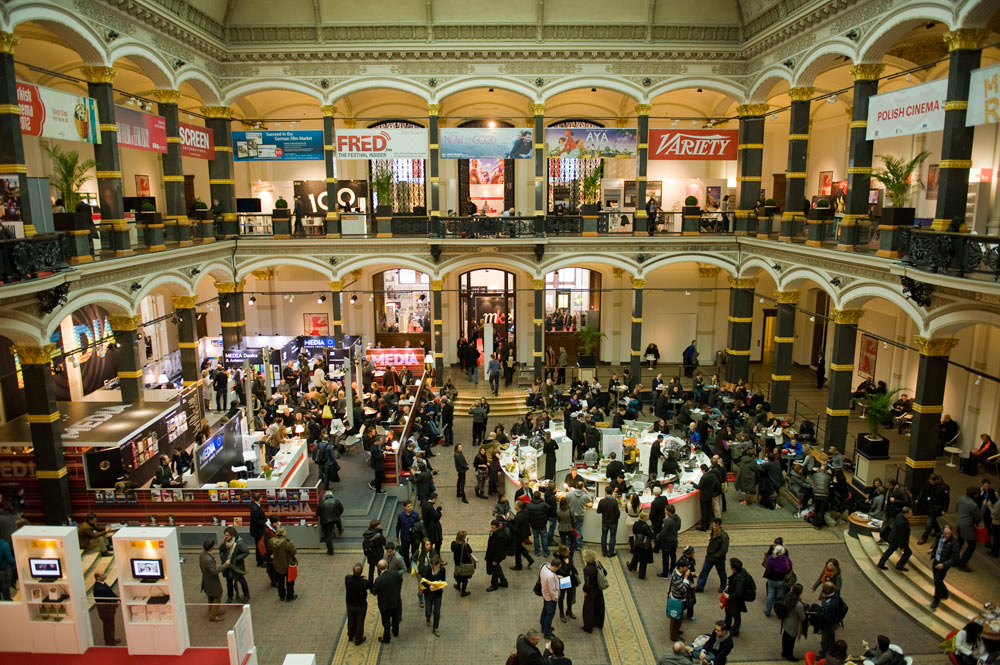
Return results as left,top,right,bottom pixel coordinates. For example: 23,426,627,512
369,294,374,302
830,277,841,286
208,304,213,312
809,315,815,322
905,74,912,83
827,95,837,104
671,119,679,126
317,295,327,304
350,294,358,304
976,376,982,386
248,296,256,305
783,59,794,68
685,290,691,296
883,341,888,350
759,297,765,303
130,282,141,292
772,264,781,271
189,268,200,276
289,295,295,303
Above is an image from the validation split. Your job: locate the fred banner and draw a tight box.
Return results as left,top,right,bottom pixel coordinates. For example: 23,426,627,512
336,128,428,160
17,81,100,144
648,129,738,160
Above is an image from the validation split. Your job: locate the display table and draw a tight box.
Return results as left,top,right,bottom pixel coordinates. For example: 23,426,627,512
243,439,308,489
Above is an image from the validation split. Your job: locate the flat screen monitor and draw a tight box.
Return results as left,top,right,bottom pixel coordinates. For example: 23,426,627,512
123,196,156,212
28,557,62,579
130,558,164,581
236,197,262,213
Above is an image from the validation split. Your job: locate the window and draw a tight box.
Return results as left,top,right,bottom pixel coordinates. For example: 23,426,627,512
374,269,430,333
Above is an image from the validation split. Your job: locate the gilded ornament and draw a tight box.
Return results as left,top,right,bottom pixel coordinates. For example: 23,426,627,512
11,344,58,365
81,66,116,83
913,336,959,357
108,315,143,331
0,33,20,54
849,63,884,81
170,296,197,309
774,290,799,304
727,276,758,289
215,280,246,294
942,29,987,52
320,105,337,117
200,105,234,119
787,87,815,102
736,104,769,117
831,308,864,325
151,89,181,104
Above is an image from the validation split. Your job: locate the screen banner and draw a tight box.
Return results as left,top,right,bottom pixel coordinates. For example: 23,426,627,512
648,129,738,160
544,127,636,159
440,128,533,159
335,128,428,160
233,130,324,161
179,122,214,159
967,63,1000,127
866,78,947,140
16,81,100,144
114,105,167,153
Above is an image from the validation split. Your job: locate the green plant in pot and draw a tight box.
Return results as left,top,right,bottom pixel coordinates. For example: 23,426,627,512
863,388,901,440
274,196,288,209
193,199,208,210
43,144,96,210
139,201,155,212
815,198,830,208
372,164,394,215
873,151,929,228
576,324,606,367
580,162,603,214
684,195,699,207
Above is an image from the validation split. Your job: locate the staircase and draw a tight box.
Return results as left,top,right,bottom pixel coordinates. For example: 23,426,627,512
454,392,531,419
339,489,402,543
846,531,982,638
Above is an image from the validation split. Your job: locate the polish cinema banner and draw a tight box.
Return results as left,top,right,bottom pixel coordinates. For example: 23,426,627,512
866,78,947,140
335,128,428,160
545,127,637,159
114,105,167,153
16,81,100,144
233,130,324,161
179,122,214,159
967,63,1000,127
648,129,738,160
439,128,533,159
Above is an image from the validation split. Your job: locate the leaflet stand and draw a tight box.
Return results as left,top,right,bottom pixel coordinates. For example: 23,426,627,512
11,525,92,653
112,526,190,655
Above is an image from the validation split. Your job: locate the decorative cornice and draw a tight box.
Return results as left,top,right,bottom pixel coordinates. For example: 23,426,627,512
913,336,959,357
943,29,988,53
427,104,441,116
108,314,143,331
151,89,181,104
0,32,20,55
727,276,758,289
774,290,799,304
697,265,722,278
831,308,864,325
342,118,357,129
788,87,815,102
531,104,546,116
630,277,646,289
737,104,769,117
80,66,116,83
634,104,651,116
850,63,884,81
215,280,245,294
252,269,274,281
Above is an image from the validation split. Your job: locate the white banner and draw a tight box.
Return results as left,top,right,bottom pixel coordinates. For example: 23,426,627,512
967,63,1000,127
866,79,947,140
335,128,428,160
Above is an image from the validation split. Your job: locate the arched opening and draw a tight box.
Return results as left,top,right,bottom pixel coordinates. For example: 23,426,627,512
374,268,431,350
543,267,601,365
368,119,426,214
458,269,517,358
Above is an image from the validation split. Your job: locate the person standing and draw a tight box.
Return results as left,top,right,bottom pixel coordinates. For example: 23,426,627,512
722,558,750,637
441,397,455,447
486,519,510,592
248,494,267,567
556,497,578,561
539,557,561,639
645,196,659,235
422,493,444,555
815,352,825,389
451,530,474,597
581,549,606,633
219,526,250,603
557,347,567,385
780,583,806,661
626,512,654,579
763,544,792,617
270,526,298,602
395,501,420,569
818,581,844,658
454,444,469,504
370,440,386,494
695,518,729,593
213,366,228,411
682,340,698,378
488,353,502,396
363,520,387,583
542,433,559,482
697,464,720,531
810,463,832,529
955,485,983,570
918,474,950,544
512,501,536,570
657,504,681,578
317,490,344,556
199,540,225,622
371,559,403,644
877,506,913,571
555,544,578,623
92,572,120,644
293,194,303,236
345,563,371,645
420,555,447,636
596,486,621,557
929,525,959,610
667,558,693,641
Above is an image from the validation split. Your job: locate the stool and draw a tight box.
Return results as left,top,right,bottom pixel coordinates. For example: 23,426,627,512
232,465,249,479
944,446,962,468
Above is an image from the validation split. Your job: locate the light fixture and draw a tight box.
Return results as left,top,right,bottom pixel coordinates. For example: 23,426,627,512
830,277,841,286
248,296,257,305
488,88,494,92
905,74,912,83
369,294,374,302
770,113,779,121
289,295,295,303
590,87,597,92
976,375,982,385
808,315,815,322
671,119,679,126
883,341,888,350
189,268,200,276
317,295,327,304
827,95,837,104
208,304,214,312
772,264,782,271
224,300,230,308
691,120,698,126
350,294,358,304
130,282,142,292
685,290,691,296
783,59,794,68
845,29,859,41
487,120,496,128
696,88,703,93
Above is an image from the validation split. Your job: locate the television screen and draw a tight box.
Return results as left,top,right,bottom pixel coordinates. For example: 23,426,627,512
130,558,163,580
236,198,262,213
28,557,63,579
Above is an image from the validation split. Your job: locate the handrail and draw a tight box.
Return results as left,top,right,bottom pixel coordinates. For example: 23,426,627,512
900,227,1000,279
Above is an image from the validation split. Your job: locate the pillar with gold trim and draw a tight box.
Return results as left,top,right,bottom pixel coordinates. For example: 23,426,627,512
769,291,798,418
153,89,192,246
724,276,757,383
12,344,72,524
931,30,987,233
82,66,131,256
431,279,444,380
533,278,544,380
0,33,39,236
734,104,767,236
630,277,645,380
216,280,246,350
172,296,201,387
822,309,864,452
202,106,238,238
329,280,344,338
905,336,959,494
532,104,546,236
781,88,813,242
634,104,651,235
321,105,341,236
838,64,883,251
428,104,441,234
109,315,145,405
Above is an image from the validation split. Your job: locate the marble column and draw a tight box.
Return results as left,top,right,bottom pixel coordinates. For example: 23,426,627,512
696,265,721,355
905,337,959,494
216,280,246,350
725,276,757,383
769,290,798,419
329,280,344,338
781,88,813,242
153,89,192,246
320,105,341,236
533,104,546,235
823,309,864,452
533,278,544,380
630,277,645,379
171,296,200,387
634,104,651,235
838,64,883,251
109,315,145,405
431,279,444,380
0,33,38,236
202,106,237,237
734,104,767,235
428,104,441,230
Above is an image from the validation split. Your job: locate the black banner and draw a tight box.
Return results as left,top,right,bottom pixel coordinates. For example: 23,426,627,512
294,179,369,214
50,304,119,400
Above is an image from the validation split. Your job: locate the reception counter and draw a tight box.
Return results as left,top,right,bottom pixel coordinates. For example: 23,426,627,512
244,439,309,489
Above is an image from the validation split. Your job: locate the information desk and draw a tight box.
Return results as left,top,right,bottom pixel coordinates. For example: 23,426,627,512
237,439,309,489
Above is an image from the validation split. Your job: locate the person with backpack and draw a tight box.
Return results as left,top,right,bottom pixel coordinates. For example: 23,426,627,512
626,512,654,579
763,544,793,617
778,583,806,661
363,519,386,584
722,558,753,637
667,558,694,641
581,548,606,633
818,581,847,658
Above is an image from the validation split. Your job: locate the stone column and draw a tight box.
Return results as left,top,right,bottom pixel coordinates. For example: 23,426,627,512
82,66,132,256
769,291,799,419
823,309,864,452
109,315,145,405
532,104,546,235
320,105,341,237
838,64,883,251
724,276,757,383
431,279,444,380
152,89,191,246
696,265,721,355
171,296,201,387
202,106,237,237
0,33,39,236
734,104,767,235
428,104,441,230
905,337,959,494
930,30,988,232
11,344,72,524
216,280,246,350
781,88,813,242
634,104,651,235
533,278,544,380
630,277,644,379
328,280,344,338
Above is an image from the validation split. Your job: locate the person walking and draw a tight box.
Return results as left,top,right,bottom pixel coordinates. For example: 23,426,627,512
363,520,387,584
667,558,693,641
92,572,120,644
486,519,510,592
682,340,698,378
370,441,386,494
722,558,751,637
345,563,371,645
581,549,606,633
451,530,474,597
250,494,268,567
763,543,793,617
626,512,654,579
219,526,250,603
512,501,536,570
596,487,621,557
213,367,228,411
474,447,490,498
554,544,579,624
371,559,404,644
697,464,720,531
929,525,959,610
422,493,444,555
395,501,420,569
199,539,225,622
810,463,832,529
556,497,578,561
454,444,469,504
695,518,729,593
318,490,344,556
955,485,983,570
488,354,502,396
918,474,950,544
420,555,447,636
657,504,681,578
270,526,298,602
818,581,845,658
877,506,913,571
779,583,806,661
539,557,561,639
528,491,551,557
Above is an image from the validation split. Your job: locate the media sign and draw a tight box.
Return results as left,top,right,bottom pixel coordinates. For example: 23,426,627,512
335,128,428,160
365,348,426,369
648,129,738,160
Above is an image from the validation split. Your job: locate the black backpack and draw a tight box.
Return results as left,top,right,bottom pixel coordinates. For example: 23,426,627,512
742,571,757,602
362,533,380,558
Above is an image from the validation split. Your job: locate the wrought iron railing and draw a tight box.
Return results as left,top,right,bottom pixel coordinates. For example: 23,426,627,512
0,233,69,283
900,228,1000,280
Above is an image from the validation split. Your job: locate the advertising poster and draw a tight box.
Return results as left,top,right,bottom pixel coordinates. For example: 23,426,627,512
440,128,533,159
966,63,1000,127
706,186,722,210
469,158,505,215
0,176,24,238
293,179,370,214
114,105,167,153
335,128,428,160
545,128,637,159
866,78,947,140
303,313,330,336
234,130,324,161
648,129,738,160
16,81,100,144
858,334,878,380
818,171,833,196
179,122,214,159
50,304,118,400
926,164,939,200
135,175,151,197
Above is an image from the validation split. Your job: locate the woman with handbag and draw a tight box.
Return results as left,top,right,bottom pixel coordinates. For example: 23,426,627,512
269,526,298,602
450,530,475,597
219,526,250,603
667,558,694,640
581,549,605,633
626,512,654,579
415,538,434,608
555,544,578,623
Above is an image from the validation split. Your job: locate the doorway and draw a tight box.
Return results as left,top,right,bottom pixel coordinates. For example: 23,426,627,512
184,175,196,210
459,269,515,359
761,309,776,365
811,291,829,367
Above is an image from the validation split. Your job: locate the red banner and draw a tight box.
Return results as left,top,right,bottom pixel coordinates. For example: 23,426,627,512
365,348,426,369
648,129,738,160
179,122,214,159
114,105,167,153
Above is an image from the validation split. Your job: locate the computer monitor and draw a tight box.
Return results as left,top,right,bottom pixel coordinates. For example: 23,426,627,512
28,557,63,580
130,558,164,581
236,198,262,213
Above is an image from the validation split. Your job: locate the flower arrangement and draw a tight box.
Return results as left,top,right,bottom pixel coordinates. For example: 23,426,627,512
261,463,273,480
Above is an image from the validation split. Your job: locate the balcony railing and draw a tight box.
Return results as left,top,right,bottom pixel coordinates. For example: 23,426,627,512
0,232,69,283
900,228,1000,280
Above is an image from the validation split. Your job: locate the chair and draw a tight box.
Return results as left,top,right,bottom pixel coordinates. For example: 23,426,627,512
987,452,1000,477
231,464,249,480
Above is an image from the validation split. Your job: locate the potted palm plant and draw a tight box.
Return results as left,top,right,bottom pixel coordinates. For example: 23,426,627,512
44,144,95,231
372,164,394,217
872,151,929,229
576,323,606,368
857,388,900,459
580,162,603,215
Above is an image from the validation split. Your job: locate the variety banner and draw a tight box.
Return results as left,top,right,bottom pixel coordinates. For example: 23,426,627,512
648,129,738,160
233,130,324,161
544,127,636,159
440,128,533,159
335,128,428,160
179,122,214,159
967,63,1000,127
114,105,167,153
866,78,947,139
16,81,100,144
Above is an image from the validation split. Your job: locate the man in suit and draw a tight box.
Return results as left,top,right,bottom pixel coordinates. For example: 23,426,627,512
92,572,120,644
877,506,913,571
516,629,552,665
250,494,267,566
486,519,510,592
371,559,403,643
345,563,372,645
657,504,681,578
697,464,720,531
649,485,669,536
929,525,959,610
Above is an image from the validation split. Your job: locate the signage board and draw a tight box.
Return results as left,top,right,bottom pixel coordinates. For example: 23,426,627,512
365,348,426,369
335,128,428,160
967,63,1000,127
544,128,636,159
114,105,167,153
866,79,947,139
233,130,324,161
16,81,100,144
648,129,738,160
179,122,214,159
439,128,533,159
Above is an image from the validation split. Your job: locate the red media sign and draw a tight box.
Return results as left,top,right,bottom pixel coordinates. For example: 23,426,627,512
365,348,426,369
179,122,214,159
648,129,738,160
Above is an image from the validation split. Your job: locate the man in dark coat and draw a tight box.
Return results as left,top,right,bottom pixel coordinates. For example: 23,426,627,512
648,436,664,478
656,503,681,578
695,518,729,592
542,433,559,480
596,486,622,557
649,485,670,536
877,506,913,571
697,464,720,531
371,560,403,643
454,444,469,503
317,491,344,555
486,519,510,591
918,474,950,544
527,491,550,557
605,452,624,481
249,494,267,566
929,524,959,609
516,630,552,665
722,558,750,637
345,563,372,645
441,398,455,447
370,442,386,494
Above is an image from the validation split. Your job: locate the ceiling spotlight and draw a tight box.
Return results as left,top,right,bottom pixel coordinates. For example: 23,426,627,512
174,59,186,69
106,30,120,41
248,296,257,305
289,295,295,303
770,113,779,121
684,290,691,296
759,297,765,303
130,282,141,292
976,375,982,385
772,264,781,271
487,120,496,128
350,294,358,304
317,294,327,304
671,119,679,126
830,277,842,286
925,21,936,29
808,315,815,322
882,341,888,350
783,59,794,68
905,74,912,83
691,120,698,126
207,304,214,312
845,29,859,42
827,95,837,104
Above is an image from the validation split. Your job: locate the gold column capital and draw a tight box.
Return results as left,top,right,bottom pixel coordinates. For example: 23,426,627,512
736,104,769,117
215,280,246,294
430,279,444,291
328,280,343,292
850,63,885,81
151,89,181,104
532,279,545,290
0,32,20,54
630,277,646,289
426,104,441,116
11,344,57,365
200,105,234,119
171,295,197,309
913,336,959,357
343,118,357,129
727,276,758,289
615,116,629,128
252,269,274,281
788,87,815,102
531,103,546,116
635,103,652,116
831,308,864,325
108,315,143,332
320,105,337,117
698,264,722,278
774,290,800,304
81,66,116,83
943,29,988,52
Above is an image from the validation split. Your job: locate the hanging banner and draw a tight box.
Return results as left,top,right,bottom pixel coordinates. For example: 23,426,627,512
335,128,428,160
866,79,947,139
179,122,214,159
114,105,167,153
439,128,533,159
967,63,1000,127
469,158,505,215
544,127,636,159
233,130,324,161
648,129,738,160
16,81,100,144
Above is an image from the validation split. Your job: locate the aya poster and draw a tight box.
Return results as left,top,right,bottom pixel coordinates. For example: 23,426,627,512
335,128,428,160
648,129,738,160
440,128,533,159
866,79,947,140
179,122,214,159
16,81,100,144
545,127,636,159
469,158,505,215
114,105,167,153
234,130,324,161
